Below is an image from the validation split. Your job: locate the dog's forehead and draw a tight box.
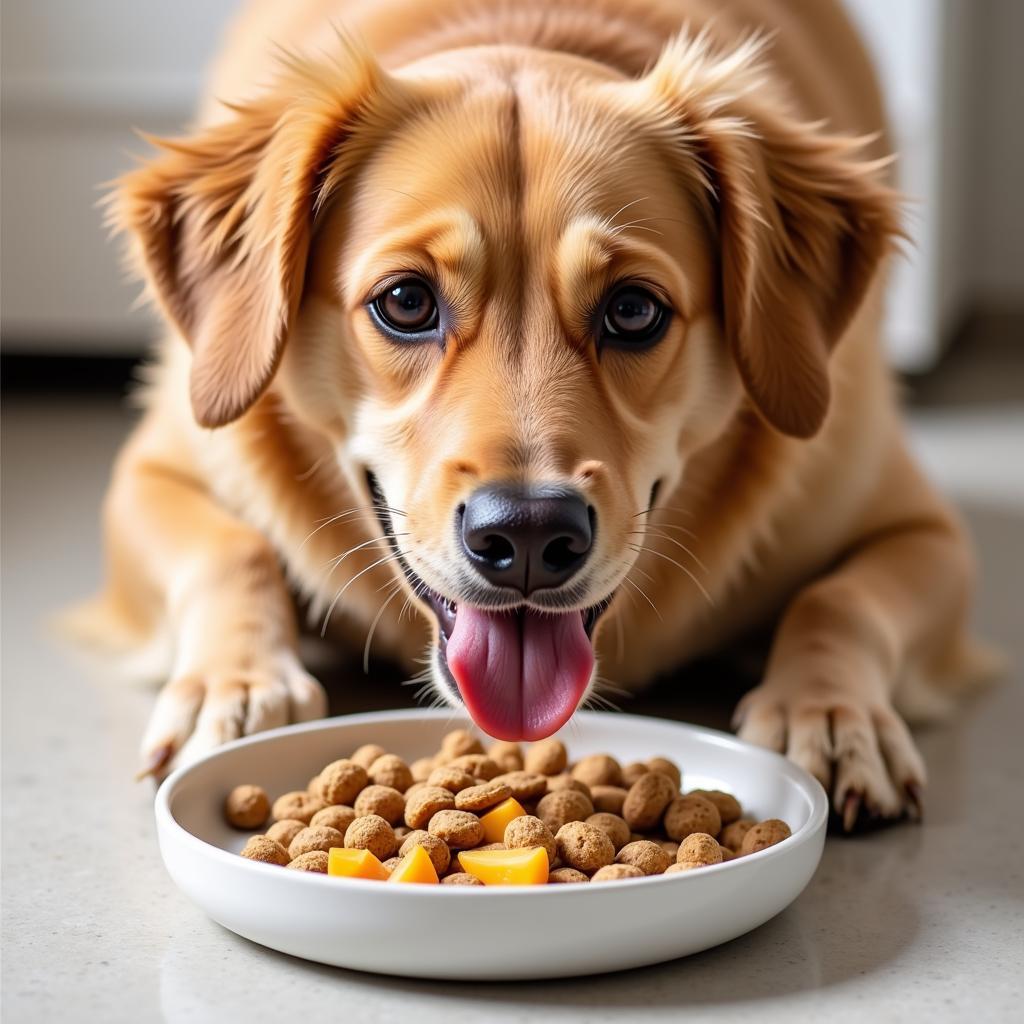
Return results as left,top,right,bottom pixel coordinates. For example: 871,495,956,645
357,53,674,239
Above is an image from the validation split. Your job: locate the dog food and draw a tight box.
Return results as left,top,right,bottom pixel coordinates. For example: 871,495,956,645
227,730,792,885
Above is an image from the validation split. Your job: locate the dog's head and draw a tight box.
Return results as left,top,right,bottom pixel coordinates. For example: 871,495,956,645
115,32,900,739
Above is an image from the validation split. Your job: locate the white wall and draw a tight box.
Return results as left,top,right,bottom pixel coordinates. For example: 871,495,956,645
2,0,1021,360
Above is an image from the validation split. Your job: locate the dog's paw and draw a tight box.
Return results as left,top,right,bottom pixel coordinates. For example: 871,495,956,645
733,677,926,832
138,650,327,780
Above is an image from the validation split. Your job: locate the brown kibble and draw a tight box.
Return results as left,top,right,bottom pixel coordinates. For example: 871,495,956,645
622,761,648,786
287,850,329,873
288,825,345,860
720,818,756,851
439,729,484,762
367,754,413,793
382,856,402,875
524,739,568,776
354,784,405,824
404,785,456,829
317,760,368,805
676,832,724,867
663,794,722,841
428,809,484,850
350,744,388,769
271,790,327,825
307,775,322,795
455,780,513,812
739,819,792,856
447,754,501,780
344,814,397,860
621,772,676,831
224,785,270,829
240,835,289,866
688,789,742,825
394,825,412,841
546,773,592,798
646,757,681,790
590,785,628,816
536,790,594,833
475,842,506,852
309,805,357,836
399,830,452,874
442,872,484,886
556,821,615,873
616,840,672,875
492,771,548,801
427,766,476,793
719,844,736,862
548,866,590,884
503,815,557,861
664,861,698,874
572,754,623,788
266,818,306,850
410,757,436,782
585,812,631,851
486,741,523,773
591,863,644,882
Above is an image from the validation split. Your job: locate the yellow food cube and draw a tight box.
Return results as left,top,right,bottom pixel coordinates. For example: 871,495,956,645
327,847,389,881
478,797,527,844
387,843,440,885
457,846,549,886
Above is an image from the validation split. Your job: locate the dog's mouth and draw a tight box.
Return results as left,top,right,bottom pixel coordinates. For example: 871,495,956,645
366,471,613,741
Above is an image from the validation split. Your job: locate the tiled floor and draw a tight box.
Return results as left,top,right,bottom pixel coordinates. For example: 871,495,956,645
1,391,1021,1022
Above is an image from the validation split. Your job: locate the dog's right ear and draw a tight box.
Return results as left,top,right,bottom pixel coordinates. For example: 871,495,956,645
110,41,391,428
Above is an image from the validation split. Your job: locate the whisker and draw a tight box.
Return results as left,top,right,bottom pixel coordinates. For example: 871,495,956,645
629,543,714,607
320,552,406,637
622,575,663,622
362,581,405,674
325,532,409,572
629,528,709,575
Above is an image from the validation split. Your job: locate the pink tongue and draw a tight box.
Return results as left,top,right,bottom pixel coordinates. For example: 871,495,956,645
446,606,594,741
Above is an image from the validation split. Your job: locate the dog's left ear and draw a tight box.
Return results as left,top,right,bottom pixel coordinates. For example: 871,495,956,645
110,42,393,428
635,35,903,437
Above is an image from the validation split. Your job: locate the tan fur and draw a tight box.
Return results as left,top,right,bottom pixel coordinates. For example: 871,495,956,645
75,0,990,821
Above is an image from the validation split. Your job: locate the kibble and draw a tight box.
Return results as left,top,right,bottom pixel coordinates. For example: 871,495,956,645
524,739,567,776
344,814,397,861
622,772,676,831
225,728,790,887
224,785,270,829
663,794,722,841
616,840,672,876
739,819,792,856
271,790,326,824
555,821,615,873
240,835,289,865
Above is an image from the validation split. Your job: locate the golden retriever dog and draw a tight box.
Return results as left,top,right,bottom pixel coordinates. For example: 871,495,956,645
74,0,991,828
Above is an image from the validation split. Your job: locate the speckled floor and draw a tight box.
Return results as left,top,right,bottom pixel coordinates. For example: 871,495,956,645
2,392,1021,1023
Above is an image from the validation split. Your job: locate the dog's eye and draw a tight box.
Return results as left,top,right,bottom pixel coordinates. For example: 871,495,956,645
371,278,439,336
601,286,668,347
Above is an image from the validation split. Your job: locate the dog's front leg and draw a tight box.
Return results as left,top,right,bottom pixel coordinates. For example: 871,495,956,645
733,452,975,829
106,421,327,778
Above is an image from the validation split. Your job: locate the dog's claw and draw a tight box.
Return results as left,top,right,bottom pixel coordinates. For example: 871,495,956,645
841,790,862,832
905,781,924,821
135,743,174,782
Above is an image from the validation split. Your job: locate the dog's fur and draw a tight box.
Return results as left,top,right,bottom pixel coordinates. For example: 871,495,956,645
73,0,991,825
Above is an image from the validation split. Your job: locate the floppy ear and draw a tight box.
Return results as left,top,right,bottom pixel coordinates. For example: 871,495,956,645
111,44,387,427
641,35,903,437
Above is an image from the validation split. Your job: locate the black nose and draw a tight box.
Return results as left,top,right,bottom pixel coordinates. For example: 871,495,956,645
459,484,593,595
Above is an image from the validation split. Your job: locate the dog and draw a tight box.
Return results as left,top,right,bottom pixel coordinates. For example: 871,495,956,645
72,0,992,829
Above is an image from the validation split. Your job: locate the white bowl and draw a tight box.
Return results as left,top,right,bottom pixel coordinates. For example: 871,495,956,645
155,709,827,980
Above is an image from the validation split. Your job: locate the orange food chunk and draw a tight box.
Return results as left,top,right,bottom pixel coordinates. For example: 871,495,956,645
479,797,527,844
327,847,389,881
387,843,439,885
457,846,549,886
